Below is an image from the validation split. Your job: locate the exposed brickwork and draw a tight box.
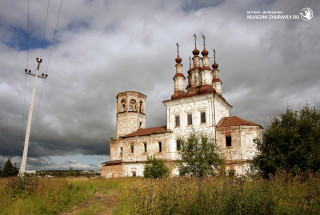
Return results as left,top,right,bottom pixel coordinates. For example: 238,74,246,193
102,40,263,178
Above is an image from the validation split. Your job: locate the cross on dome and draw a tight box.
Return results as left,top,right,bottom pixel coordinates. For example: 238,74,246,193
175,42,182,63
203,35,206,46
192,34,200,56
193,34,197,46
201,35,208,56
176,43,179,55
212,49,219,69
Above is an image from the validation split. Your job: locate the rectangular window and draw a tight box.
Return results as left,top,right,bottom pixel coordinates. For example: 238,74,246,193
228,170,235,177
187,114,192,125
158,141,162,152
176,139,181,151
132,171,136,177
120,147,123,156
144,143,147,152
226,136,232,147
130,144,134,153
175,115,180,127
201,112,206,123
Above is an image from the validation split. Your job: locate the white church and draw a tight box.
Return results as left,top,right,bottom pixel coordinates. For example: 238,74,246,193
101,36,263,178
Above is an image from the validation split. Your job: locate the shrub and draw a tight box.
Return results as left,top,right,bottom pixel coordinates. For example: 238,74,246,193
253,104,320,178
177,131,225,178
143,156,170,179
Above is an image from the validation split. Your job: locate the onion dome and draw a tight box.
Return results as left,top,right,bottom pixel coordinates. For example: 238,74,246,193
175,54,182,63
201,35,208,56
192,34,200,56
212,49,219,69
193,47,200,56
201,47,208,56
212,59,219,69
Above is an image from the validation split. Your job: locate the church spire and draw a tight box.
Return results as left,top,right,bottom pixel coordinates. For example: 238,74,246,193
199,35,214,94
172,43,186,100
175,43,182,63
201,35,208,56
212,49,222,95
192,34,200,56
212,49,219,69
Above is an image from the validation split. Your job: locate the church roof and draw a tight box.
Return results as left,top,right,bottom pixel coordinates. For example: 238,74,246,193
163,91,232,108
217,116,261,128
122,126,169,138
101,160,122,166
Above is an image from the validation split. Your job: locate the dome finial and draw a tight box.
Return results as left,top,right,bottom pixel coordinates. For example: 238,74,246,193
192,34,200,56
203,35,206,47
201,35,208,56
175,42,182,63
212,49,219,69
176,43,179,55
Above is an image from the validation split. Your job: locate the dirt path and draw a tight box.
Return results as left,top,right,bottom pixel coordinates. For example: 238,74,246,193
61,190,119,215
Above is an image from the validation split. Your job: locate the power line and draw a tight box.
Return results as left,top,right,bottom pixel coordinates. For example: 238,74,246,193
33,0,63,127
22,0,30,141
26,0,30,68
40,0,50,58
45,0,63,75
33,0,50,128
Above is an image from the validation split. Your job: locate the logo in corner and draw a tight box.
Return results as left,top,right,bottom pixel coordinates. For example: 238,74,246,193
300,8,313,21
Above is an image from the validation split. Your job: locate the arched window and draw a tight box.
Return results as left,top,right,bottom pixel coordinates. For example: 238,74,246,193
129,99,136,112
139,101,143,113
120,99,126,112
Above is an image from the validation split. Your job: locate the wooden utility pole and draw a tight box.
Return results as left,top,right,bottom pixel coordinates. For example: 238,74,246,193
19,58,47,176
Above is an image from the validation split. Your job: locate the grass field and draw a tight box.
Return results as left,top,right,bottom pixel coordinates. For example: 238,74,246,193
0,176,119,215
114,173,320,215
0,173,319,215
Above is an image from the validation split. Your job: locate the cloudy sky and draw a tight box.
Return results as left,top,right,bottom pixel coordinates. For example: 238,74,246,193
0,0,319,170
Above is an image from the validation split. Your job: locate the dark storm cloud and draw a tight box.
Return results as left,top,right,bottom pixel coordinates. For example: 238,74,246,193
0,0,319,170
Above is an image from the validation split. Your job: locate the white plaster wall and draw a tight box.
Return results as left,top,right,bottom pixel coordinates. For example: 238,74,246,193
240,126,262,160
201,70,212,85
174,76,185,91
113,133,175,162
123,163,146,177
165,93,231,137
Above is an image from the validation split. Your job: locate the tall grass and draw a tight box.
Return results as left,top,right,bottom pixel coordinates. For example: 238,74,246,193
114,173,320,215
1,175,319,214
0,176,119,215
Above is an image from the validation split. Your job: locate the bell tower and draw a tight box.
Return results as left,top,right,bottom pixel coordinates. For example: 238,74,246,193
116,91,146,138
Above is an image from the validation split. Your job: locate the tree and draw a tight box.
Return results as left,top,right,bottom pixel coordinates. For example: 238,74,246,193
253,105,320,178
144,156,170,179
75,169,81,176
177,131,225,178
2,159,19,177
